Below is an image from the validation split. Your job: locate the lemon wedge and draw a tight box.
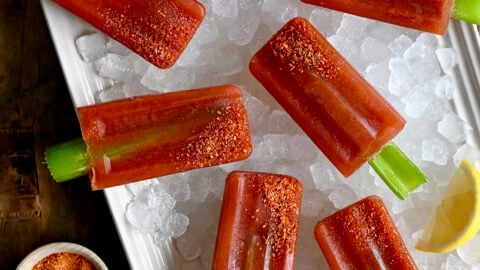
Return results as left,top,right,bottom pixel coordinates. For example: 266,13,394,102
415,158,480,253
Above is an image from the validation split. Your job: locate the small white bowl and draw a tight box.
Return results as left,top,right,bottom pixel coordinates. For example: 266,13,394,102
17,242,108,270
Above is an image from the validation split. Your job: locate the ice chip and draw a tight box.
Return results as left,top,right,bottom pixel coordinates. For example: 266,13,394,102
309,8,342,37
404,91,429,119
160,212,189,238
301,189,325,217
176,229,203,261
336,14,371,41
388,57,416,97
106,39,131,56
328,184,358,209
75,32,108,62
195,17,220,45
212,0,239,18
453,144,480,167
388,34,413,57
228,5,260,46
365,61,390,92
438,112,467,144
361,37,391,63
140,65,169,91
94,53,134,81
457,234,480,265
435,75,456,100
421,137,449,166
436,48,458,74
310,161,341,191
96,84,127,102
125,201,161,233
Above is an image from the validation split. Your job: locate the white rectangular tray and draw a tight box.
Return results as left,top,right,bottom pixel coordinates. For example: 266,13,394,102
40,0,480,269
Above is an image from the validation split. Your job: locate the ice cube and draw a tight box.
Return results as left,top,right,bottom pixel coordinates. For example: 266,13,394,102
336,14,372,41
212,0,239,19
125,201,161,233
436,48,458,74
309,8,342,37
94,53,134,81
388,57,416,97
435,75,456,100
361,37,392,63
310,161,341,191
457,234,480,265
175,229,203,261
106,39,131,56
404,91,429,119
437,112,467,144
453,144,480,167
388,34,413,57
422,137,449,166
328,184,358,209
228,5,260,46
140,65,168,91
75,32,108,62
96,84,127,102
301,189,325,217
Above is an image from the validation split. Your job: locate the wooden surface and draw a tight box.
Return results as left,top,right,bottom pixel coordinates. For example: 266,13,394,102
0,1,130,269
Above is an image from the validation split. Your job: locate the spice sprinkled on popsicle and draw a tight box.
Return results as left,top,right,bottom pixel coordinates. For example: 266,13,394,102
213,171,302,269
249,17,427,199
52,0,206,68
44,84,252,190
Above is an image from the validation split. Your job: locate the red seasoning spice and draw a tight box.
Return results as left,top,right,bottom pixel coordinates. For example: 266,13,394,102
32,252,96,270
314,196,417,269
213,171,302,270
249,17,405,177
76,84,252,190
52,0,205,68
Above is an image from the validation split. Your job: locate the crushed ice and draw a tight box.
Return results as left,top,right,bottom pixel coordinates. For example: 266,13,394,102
74,0,480,268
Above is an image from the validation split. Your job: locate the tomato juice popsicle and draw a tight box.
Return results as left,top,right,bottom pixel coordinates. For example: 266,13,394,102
249,17,427,199
213,171,302,270
300,0,480,35
44,84,252,190
51,0,205,68
314,195,417,269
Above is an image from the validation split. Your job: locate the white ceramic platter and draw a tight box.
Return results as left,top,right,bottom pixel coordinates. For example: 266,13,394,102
40,0,480,269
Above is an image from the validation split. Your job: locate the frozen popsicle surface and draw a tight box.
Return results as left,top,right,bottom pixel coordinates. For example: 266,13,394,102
213,171,302,270
52,0,205,68
75,84,252,190
300,0,454,35
314,195,417,269
249,17,405,177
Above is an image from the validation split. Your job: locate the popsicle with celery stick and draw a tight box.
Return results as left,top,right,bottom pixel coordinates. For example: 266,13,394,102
44,84,252,190
51,0,205,68
249,17,427,199
300,0,480,35
314,195,418,269
213,171,302,270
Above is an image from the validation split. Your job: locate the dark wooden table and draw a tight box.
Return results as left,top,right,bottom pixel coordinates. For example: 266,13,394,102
0,1,130,269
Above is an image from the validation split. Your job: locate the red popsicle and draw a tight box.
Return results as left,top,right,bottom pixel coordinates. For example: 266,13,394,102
213,171,303,270
300,0,454,35
314,196,417,269
52,0,205,68
44,84,253,190
249,17,405,178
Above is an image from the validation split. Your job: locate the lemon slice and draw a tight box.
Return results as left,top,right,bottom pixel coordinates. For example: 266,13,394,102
415,158,480,253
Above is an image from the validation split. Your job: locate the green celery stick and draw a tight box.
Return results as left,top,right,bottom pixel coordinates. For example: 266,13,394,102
452,0,480,25
44,138,90,182
369,142,428,200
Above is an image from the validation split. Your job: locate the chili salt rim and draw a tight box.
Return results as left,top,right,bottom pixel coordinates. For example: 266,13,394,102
17,242,108,270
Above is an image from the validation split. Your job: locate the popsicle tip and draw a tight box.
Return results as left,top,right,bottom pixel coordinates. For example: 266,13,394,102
44,138,90,183
369,143,428,200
